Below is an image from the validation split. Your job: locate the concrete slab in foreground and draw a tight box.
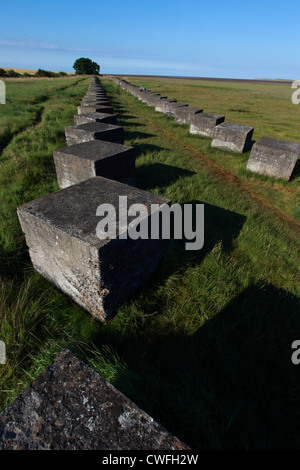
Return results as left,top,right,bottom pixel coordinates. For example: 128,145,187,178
0,349,189,450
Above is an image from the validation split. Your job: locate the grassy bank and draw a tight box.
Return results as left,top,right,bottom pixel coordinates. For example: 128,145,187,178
0,76,299,449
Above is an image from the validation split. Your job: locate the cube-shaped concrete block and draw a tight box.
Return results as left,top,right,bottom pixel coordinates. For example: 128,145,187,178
85,91,106,97
81,100,110,107
211,122,254,153
190,113,225,137
53,140,136,188
83,96,106,101
155,99,177,113
74,112,117,126
162,102,188,117
135,90,152,101
144,94,167,107
88,88,104,93
0,349,189,450
17,177,170,322
65,122,124,146
173,106,203,125
78,105,114,115
246,136,300,181
85,95,107,100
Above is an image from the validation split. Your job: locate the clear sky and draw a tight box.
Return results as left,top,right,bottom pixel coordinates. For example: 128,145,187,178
0,0,299,79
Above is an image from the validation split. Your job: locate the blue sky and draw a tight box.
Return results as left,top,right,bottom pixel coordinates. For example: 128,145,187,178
0,0,299,79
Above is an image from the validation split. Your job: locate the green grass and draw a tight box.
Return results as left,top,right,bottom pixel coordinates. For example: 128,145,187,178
124,76,300,140
0,76,300,450
117,76,300,223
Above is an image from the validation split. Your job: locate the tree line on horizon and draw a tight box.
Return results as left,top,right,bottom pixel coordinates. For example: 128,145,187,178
0,57,101,78
0,68,69,78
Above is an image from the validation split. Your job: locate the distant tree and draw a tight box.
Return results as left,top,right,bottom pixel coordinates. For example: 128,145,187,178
6,69,20,77
35,69,55,77
73,58,100,75
0,68,6,77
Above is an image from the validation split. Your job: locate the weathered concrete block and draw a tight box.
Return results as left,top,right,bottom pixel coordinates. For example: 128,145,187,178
17,177,170,321
143,93,167,107
65,122,124,146
53,140,136,188
155,99,177,113
161,102,188,117
0,349,189,450
88,87,104,93
173,106,203,125
78,105,114,115
83,97,108,103
190,113,225,137
246,136,300,180
81,95,109,101
86,90,106,95
211,122,254,153
135,90,154,102
86,92,105,97
74,113,117,126
81,98,110,106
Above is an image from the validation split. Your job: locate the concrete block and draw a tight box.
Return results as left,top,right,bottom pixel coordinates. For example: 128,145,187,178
190,113,225,137
65,123,124,145
0,349,189,450
162,102,188,117
173,106,203,125
83,97,108,102
74,113,117,126
136,90,154,102
78,106,114,115
85,91,106,96
155,99,177,113
53,140,136,188
246,136,300,180
88,88,104,93
81,99,110,106
17,177,170,321
211,122,254,153
143,94,167,107
81,96,109,102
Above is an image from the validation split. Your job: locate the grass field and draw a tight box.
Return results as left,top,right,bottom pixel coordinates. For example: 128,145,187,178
0,75,299,450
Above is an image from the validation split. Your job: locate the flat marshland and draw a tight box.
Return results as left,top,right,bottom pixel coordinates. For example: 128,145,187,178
0,75,299,449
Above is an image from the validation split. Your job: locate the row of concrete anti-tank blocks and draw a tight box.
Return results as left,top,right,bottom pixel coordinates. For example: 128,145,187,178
17,76,171,323
0,77,189,450
111,77,300,182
